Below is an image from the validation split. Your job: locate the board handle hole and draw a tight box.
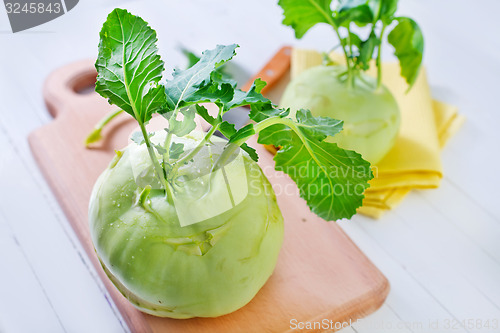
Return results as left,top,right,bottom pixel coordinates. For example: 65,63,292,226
71,71,97,95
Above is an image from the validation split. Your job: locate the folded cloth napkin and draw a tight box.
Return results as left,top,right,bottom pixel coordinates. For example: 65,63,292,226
287,49,465,218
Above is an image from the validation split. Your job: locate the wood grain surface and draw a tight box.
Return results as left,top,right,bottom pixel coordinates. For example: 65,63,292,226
28,49,389,332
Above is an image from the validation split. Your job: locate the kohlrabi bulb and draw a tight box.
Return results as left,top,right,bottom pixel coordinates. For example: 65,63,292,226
89,131,284,318
280,65,400,164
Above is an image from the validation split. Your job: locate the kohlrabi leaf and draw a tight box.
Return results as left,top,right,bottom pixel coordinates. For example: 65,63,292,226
249,104,290,122
342,32,362,50
337,0,378,26
164,44,238,110
130,131,155,145
379,0,398,23
181,47,234,81
388,17,424,88
225,79,270,111
240,144,259,162
187,76,235,108
95,8,166,125
195,104,217,126
257,116,372,221
153,144,167,155
218,122,258,161
169,142,184,159
181,48,201,69
167,106,197,137
278,0,335,38
358,31,379,70
295,109,343,141
228,124,255,145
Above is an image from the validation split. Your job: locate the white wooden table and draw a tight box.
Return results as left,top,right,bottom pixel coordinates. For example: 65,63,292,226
1,0,499,332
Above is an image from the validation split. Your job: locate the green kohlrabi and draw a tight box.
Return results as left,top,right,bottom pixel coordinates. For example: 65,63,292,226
90,132,284,318
278,0,424,164
89,8,373,318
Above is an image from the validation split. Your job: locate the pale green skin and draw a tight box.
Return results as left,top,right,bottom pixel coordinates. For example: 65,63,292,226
89,139,284,318
280,65,401,164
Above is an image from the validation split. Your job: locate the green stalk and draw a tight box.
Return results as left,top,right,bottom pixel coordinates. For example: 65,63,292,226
163,73,199,161
162,124,173,170
85,109,123,146
308,0,354,89
220,116,328,172
163,116,174,162
347,25,353,58
139,123,169,192
252,117,332,169
332,26,354,88
213,116,289,172
170,122,220,175
376,24,387,89
345,25,355,89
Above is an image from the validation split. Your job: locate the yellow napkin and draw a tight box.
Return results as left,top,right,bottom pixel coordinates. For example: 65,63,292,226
288,49,465,218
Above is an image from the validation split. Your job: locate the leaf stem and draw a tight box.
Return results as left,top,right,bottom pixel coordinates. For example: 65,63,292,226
85,109,123,146
163,117,174,162
307,1,354,89
376,24,387,89
345,25,355,89
139,122,169,192
332,26,354,88
211,116,286,172
170,122,220,175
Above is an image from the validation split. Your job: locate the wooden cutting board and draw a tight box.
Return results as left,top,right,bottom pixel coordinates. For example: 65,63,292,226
28,47,389,333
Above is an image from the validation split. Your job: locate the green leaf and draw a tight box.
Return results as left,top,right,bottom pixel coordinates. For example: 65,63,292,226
164,44,238,110
169,142,184,159
249,103,290,123
181,47,234,82
257,117,372,220
187,75,235,108
218,122,258,161
167,106,197,137
337,0,379,26
358,31,379,70
295,109,344,141
181,48,201,69
153,144,167,155
228,124,256,144
342,32,362,50
130,131,155,145
95,8,166,125
195,104,217,126
225,78,270,111
388,17,424,88
218,121,237,138
379,0,398,23
278,0,335,38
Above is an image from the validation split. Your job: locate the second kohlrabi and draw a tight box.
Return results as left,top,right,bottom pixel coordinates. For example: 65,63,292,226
278,0,424,164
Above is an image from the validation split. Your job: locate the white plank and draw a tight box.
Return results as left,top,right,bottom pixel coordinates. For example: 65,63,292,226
419,178,500,267
0,129,126,333
354,203,500,332
339,218,468,333
0,213,64,333
395,193,500,314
